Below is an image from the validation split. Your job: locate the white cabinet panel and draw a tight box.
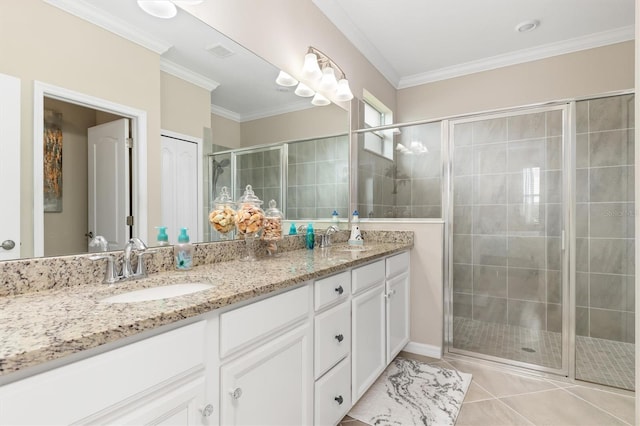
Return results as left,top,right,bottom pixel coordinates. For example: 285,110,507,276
314,301,350,379
351,283,386,404
0,321,206,425
351,260,385,294
220,323,313,426
314,271,350,311
314,356,351,426
386,272,410,362
385,251,410,279
219,285,310,358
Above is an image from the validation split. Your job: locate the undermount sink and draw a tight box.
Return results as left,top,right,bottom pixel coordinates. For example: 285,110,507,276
334,245,371,252
100,283,214,303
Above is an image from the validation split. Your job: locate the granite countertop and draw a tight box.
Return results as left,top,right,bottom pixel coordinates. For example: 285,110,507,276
0,241,411,379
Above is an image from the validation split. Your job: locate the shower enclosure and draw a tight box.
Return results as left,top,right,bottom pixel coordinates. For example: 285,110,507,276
447,93,635,390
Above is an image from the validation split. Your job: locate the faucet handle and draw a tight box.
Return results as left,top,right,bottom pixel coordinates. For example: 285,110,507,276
89,254,119,284
134,249,157,277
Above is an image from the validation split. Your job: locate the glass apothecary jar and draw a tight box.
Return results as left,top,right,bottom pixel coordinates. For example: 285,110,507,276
235,185,265,260
209,186,236,240
262,199,283,256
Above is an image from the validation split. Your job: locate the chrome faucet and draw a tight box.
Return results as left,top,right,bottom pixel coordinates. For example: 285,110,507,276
90,237,153,284
319,226,339,248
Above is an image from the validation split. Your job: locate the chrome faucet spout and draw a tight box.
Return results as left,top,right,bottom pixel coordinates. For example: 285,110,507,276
123,237,148,278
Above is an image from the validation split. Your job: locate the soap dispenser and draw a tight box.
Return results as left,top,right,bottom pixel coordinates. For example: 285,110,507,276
174,227,193,270
155,226,169,246
306,223,315,249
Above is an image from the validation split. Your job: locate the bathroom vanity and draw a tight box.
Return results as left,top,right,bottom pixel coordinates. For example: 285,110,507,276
0,233,411,425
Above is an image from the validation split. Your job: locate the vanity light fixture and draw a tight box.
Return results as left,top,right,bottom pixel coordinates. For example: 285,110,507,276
311,92,331,106
276,46,354,106
275,70,298,87
294,82,315,97
137,0,204,19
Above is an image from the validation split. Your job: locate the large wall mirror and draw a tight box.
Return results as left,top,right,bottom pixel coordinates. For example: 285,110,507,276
1,0,348,260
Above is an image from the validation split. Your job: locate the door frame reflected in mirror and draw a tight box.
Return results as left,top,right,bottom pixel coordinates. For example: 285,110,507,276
33,81,148,257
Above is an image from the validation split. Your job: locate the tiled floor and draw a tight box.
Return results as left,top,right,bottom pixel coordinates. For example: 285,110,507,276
341,351,635,426
453,317,635,390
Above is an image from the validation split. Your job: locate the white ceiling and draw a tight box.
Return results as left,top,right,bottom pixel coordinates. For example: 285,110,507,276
313,0,635,89
46,0,635,118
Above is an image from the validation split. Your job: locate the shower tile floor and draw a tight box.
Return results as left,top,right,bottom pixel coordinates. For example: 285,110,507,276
453,317,635,390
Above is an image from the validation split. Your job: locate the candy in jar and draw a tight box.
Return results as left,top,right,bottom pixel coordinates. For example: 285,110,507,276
235,185,265,236
262,199,283,256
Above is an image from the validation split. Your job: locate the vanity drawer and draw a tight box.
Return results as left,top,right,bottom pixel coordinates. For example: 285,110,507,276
314,270,350,311
314,301,350,379
220,284,310,358
314,356,351,426
386,251,410,279
351,260,385,294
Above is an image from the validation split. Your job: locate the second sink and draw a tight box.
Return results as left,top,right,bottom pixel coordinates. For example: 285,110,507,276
100,283,214,303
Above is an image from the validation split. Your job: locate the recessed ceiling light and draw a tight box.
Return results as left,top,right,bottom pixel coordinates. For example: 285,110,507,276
515,19,540,33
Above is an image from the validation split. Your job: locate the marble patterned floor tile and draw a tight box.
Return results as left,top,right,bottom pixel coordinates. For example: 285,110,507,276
456,399,534,426
398,350,442,364
500,388,629,426
564,386,635,425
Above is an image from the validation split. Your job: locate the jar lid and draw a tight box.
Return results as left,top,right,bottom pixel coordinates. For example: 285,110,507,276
213,186,235,204
265,199,282,218
238,184,263,205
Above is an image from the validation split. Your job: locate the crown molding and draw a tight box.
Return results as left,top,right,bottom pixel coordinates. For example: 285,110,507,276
312,0,400,87
398,26,635,89
160,59,220,91
43,0,173,54
211,100,316,123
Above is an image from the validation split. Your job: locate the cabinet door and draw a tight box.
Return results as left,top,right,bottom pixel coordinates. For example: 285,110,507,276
351,283,386,404
386,272,410,363
101,376,211,426
220,323,313,426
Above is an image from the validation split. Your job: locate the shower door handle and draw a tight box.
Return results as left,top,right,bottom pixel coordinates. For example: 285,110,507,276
561,230,565,251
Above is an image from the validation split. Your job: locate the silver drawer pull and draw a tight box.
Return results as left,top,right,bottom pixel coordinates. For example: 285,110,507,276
335,285,344,295
335,334,344,343
230,387,243,399
201,404,214,417
335,395,344,405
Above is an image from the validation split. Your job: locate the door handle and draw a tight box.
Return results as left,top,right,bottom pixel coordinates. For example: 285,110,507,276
1,240,15,250
335,333,344,343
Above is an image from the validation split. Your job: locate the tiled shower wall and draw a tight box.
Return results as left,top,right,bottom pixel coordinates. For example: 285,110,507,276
357,122,442,218
287,135,349,220
575,94,635,343
452,108,565,337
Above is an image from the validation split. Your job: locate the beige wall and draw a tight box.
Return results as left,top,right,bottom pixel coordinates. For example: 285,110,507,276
161,72,211,138
398,41,635,122
240,104,349,147
179,0,397,115
211,113,242,149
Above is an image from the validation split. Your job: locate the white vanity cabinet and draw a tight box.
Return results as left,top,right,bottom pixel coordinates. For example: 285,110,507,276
351,250,411,404
313,271,352,426
0,320,216,426
385,251,411,362
218,284,313,426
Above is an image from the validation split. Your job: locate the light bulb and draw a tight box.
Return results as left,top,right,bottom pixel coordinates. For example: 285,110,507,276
137,0,177,18
301,53,322,81
294,82,315,98
311,93,330,106
335,79,354,101
275,70,298,87
319,67,338,92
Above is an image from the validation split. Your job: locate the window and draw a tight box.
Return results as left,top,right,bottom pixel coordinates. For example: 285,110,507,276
362,93,393,160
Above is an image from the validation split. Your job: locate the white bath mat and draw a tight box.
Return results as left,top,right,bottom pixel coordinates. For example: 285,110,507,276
348,357,472,426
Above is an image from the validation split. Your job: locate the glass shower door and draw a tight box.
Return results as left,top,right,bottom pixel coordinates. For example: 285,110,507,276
448,105,567,373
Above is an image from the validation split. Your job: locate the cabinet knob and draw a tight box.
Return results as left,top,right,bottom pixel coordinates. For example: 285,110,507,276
200,404,214,417
1,240,15,250
335,285,344,295
334,333,344,343
230,387,243,399
335,395,344,405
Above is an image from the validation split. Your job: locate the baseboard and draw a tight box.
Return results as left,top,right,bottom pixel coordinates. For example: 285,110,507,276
402,341,443,359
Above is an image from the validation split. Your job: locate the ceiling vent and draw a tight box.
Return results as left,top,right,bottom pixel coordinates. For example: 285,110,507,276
206,43,235,58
